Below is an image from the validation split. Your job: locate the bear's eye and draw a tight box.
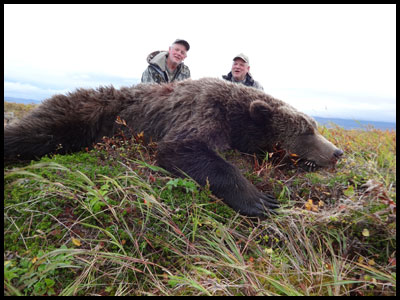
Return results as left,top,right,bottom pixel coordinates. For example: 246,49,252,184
303,127,315,135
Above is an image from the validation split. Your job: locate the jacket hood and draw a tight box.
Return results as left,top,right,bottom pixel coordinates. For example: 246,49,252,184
146,51,169,72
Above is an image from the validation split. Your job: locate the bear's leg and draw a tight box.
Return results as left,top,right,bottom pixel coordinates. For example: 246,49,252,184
157,140,279,217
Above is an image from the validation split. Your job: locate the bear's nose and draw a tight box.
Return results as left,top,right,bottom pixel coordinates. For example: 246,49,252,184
334,149,344,158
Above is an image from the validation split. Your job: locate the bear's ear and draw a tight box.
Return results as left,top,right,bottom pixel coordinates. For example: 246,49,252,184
249,100,273,125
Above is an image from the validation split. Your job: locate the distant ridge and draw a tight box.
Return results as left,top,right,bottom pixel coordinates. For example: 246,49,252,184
313,116,396,131
4,96,42,105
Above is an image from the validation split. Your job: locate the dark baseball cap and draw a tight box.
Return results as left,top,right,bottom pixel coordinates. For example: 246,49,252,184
173,39,190,51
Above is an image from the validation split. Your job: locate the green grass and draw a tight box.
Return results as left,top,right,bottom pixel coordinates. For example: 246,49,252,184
4,126,396,296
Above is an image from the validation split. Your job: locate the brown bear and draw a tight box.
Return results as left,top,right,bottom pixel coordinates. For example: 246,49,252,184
4,78,343,217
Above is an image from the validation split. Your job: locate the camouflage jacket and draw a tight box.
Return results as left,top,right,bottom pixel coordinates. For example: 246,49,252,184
222,72,264,91
141,51,191,84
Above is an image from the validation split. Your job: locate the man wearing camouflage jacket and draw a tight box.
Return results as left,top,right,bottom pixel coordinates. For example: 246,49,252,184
141,39,191,84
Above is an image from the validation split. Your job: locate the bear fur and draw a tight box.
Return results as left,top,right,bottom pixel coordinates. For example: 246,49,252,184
4,78,343,217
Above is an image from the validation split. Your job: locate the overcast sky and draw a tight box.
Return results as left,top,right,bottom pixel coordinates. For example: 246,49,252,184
4,4,396,122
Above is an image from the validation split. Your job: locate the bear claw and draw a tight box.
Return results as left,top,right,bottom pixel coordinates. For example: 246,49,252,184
241,194,280,217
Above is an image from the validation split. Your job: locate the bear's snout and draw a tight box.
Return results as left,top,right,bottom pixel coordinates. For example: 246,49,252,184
333,149,344,159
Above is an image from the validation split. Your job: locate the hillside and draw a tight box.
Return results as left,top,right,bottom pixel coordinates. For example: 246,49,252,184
313,116,396,131
4,123,396,295
4,101,38,119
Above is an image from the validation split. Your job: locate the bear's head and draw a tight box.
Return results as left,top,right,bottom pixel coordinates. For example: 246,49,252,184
250,100,343,171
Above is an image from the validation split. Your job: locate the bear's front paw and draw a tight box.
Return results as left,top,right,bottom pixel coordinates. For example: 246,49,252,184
246,193,280,217
257,193,280,213
227,190,280,217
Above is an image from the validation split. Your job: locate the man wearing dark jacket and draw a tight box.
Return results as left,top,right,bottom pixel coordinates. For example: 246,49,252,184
222,53,263,91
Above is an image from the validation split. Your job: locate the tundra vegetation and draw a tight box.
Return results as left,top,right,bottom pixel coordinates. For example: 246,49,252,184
4,104,396,296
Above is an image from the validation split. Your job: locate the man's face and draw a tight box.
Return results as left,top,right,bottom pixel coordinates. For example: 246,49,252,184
231,58,250,81
168,43,187,66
